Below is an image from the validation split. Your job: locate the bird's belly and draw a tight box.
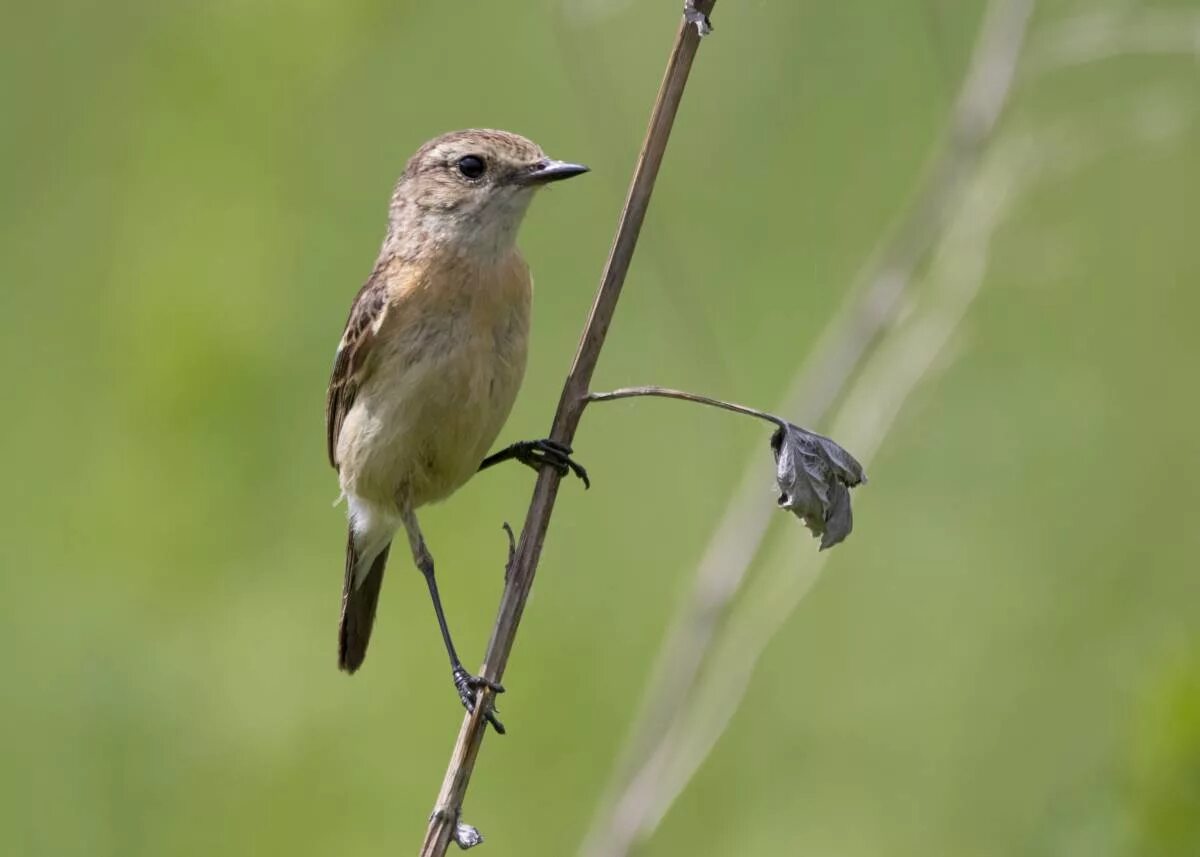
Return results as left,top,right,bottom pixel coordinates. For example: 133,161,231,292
337,319,526,512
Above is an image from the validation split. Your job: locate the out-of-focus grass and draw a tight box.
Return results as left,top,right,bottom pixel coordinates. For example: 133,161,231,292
1,1,1197,855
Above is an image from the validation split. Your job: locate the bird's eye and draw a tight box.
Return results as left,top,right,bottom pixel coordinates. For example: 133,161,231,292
457,155,486,180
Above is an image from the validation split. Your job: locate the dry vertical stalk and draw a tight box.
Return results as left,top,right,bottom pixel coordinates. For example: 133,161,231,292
418,2,718,853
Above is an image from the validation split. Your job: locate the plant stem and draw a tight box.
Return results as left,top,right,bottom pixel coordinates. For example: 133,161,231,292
418,3,718,854
587,386,786,430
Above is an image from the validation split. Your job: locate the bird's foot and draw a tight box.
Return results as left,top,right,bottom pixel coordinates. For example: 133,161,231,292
479,438,590,488
453,665,506,735
513,439,590,488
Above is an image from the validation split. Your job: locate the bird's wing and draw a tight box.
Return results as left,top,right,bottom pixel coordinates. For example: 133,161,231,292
326,272,390,470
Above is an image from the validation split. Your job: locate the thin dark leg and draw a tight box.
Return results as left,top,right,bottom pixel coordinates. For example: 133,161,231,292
403,509,506,734
479,438,590,488
418,552,462,669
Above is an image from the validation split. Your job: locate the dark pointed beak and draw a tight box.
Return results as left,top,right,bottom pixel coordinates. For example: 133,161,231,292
524,159,590,185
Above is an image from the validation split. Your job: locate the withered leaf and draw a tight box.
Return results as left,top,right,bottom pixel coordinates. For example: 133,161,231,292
684,1,714,36
770,423,866,551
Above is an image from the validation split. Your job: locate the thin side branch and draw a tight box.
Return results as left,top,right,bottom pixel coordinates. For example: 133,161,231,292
587,386,786,429
418,3,718,854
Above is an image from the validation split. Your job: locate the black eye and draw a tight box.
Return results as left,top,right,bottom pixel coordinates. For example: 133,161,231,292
457,155,486,179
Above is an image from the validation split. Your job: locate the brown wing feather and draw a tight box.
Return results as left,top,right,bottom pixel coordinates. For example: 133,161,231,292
326,273,389,470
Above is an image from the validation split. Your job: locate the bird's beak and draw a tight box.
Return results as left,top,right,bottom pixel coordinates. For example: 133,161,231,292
523,159,590,185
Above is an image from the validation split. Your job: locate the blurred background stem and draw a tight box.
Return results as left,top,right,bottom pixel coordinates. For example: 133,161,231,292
578,2,1035,853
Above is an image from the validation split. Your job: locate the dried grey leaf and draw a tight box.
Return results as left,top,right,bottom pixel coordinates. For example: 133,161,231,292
453,820,483,850
771,423,866,550
684,1,713,36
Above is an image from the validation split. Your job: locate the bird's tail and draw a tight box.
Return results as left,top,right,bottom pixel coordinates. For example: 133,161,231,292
338,527,391,673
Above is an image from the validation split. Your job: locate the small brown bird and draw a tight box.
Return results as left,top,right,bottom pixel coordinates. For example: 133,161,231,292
326,129,588,731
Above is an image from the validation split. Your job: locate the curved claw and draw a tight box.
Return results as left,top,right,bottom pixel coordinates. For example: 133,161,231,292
555,454,591,490
453,666,506,735
529,441,590,489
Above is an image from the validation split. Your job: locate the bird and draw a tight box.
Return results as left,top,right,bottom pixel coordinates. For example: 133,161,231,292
325,129,589,733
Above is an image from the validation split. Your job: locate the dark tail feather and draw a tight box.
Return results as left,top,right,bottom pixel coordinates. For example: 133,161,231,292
338,528,391,673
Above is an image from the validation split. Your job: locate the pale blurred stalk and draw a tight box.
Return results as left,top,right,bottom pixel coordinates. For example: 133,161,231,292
578,1,1037,854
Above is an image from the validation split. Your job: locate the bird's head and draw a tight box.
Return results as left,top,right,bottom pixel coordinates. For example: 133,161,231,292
387,129,588,257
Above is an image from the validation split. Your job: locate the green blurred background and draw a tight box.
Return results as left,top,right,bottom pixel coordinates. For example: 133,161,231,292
3,0,1199,854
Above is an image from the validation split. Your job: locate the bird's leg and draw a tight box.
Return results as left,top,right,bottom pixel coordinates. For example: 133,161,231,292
402,510,506,735
478,439,590,488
